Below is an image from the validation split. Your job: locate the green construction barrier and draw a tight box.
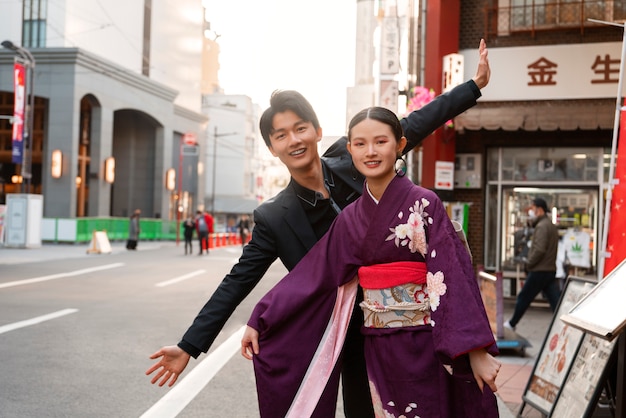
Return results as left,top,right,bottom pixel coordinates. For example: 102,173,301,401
44,218,180,243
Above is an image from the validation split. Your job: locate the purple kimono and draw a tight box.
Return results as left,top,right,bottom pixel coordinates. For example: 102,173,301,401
248,175,498,418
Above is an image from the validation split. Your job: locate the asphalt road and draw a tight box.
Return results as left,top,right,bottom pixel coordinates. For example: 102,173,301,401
0,243,291,418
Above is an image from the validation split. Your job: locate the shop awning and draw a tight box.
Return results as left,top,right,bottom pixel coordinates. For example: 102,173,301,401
455,101,616,132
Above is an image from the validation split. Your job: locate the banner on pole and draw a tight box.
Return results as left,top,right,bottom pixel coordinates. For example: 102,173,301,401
12,62,26,164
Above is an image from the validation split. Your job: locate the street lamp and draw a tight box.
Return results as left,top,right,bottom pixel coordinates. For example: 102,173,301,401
2,40,35,194
175,133,198,245
210,127,238,213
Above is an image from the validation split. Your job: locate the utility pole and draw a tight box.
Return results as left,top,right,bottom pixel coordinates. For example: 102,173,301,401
210,127,238,213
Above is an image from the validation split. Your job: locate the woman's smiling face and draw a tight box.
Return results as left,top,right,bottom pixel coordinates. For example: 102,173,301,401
347,117,405,184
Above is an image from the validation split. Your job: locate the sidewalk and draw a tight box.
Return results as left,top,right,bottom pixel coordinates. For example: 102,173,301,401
1,242,553,417
496,298,558,418
0,241,172,265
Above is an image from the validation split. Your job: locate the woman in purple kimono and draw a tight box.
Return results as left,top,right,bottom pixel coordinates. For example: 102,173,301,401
242,107,501,418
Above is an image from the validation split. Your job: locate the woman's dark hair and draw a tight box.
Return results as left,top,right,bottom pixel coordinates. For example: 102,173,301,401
347,107,403,143
259,90,321,147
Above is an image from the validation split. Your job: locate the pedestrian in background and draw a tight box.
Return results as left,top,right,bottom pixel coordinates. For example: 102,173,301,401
126,209,141,250
204,210,214,251
195,210,214,255
505,197,561,330
238,214,251,247
182,216,195,255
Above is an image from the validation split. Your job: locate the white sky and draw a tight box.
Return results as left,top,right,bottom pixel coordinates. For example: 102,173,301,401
203,1,357,136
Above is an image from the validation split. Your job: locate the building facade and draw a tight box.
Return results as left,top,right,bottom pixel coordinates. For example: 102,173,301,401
442,0,621,286
349,0,620,287
0,0,208,220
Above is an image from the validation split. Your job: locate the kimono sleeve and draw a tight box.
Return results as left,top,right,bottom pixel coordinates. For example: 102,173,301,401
247,213,360,337
246,213,362,417
423,194,497,363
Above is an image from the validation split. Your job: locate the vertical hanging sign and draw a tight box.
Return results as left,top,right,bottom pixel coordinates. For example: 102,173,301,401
12,62,26,164
379,16,399,75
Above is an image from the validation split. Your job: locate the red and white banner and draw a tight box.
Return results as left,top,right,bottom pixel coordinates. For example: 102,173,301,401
12,62,26,164
604,109,626,276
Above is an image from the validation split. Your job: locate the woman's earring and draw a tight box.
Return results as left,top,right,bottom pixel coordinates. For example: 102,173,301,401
395,156,407,177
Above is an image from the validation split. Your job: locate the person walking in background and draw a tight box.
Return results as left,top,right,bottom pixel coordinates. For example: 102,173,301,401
241,106,500,417
146,40,491,418
505,197,561,330
238,214,251,247
204,210,214,251
182,216,195,255
195,210,212,255
126,209,141,250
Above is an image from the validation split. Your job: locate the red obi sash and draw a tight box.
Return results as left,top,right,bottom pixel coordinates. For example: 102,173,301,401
358,261,427,289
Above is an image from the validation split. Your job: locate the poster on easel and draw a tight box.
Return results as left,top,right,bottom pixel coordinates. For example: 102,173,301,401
550,333,617,417
561,258,626,340
520,277,596,416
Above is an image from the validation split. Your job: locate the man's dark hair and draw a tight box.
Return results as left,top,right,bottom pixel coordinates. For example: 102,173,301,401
259,90,321,147
532,197,549,212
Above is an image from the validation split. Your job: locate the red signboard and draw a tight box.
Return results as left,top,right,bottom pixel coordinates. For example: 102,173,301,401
183,132,197,146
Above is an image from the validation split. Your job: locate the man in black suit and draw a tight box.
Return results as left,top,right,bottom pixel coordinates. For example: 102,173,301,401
147,40,491,417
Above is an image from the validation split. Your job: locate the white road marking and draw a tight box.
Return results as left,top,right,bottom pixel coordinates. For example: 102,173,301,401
0,308,79,335
140,325,246,418
155,270,206,287
0,263,125,289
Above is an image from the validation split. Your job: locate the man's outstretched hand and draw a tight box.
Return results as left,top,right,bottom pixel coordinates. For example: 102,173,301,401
145,345,191,387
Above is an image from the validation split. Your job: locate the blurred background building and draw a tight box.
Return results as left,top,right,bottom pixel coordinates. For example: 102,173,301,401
0,0,209,221
455,0,619,289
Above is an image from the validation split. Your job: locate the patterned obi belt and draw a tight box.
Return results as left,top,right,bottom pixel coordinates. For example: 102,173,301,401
358,261,431,329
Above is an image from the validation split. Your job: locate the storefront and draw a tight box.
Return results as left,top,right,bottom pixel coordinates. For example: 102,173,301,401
483,147,607,296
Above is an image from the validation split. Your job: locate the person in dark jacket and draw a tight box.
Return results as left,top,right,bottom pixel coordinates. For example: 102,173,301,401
505,197,561,330
238,214,251,247
146,40,491,418
182,216,195,255
126,209,141,250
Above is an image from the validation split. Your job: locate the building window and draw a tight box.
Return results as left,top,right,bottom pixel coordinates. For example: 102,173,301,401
488,0,626,39
22,0,47,48
483,147,608,275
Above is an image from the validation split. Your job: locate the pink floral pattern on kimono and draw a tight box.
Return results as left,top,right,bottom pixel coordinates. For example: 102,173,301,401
369,380,420,418
386,197,448,325
386,198,431,256
426,271,447,312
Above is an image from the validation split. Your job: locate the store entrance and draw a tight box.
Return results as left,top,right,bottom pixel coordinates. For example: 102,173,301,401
501,187,598,296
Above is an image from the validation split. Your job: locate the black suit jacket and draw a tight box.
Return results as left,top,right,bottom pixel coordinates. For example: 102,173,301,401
179,80,481,356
